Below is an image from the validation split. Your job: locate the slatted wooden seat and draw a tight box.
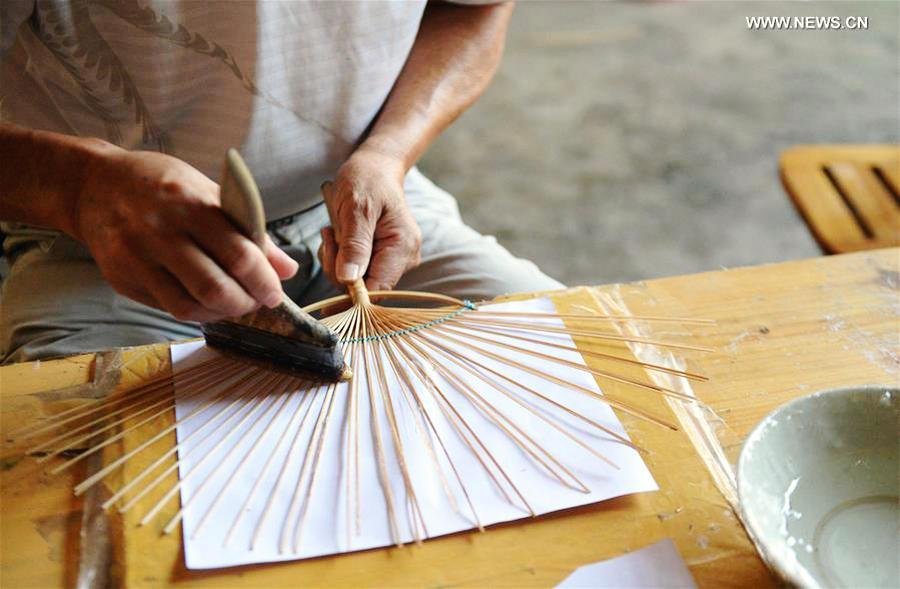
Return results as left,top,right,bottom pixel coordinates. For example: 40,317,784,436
780,145,900,253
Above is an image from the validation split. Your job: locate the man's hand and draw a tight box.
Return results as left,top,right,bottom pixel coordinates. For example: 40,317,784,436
72,147,298,321
316,2,512,292
318,148,422,291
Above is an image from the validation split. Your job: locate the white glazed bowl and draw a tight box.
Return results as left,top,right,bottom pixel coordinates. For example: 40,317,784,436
737,386,899,588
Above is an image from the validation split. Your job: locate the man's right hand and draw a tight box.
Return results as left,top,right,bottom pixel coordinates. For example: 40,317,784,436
71,147,298,322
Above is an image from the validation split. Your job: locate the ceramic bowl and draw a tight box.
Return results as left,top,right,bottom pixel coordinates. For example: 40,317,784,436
737,385,899,588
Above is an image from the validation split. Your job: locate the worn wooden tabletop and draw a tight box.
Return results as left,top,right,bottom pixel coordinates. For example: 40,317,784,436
2,248,897,588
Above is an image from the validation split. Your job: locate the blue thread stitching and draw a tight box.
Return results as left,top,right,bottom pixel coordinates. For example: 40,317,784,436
341,301,476,344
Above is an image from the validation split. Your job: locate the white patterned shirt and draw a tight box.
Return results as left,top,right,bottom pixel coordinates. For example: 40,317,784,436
2,0,442,219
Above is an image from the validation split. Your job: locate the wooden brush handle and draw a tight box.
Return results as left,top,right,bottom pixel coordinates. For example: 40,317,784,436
219,148,267,248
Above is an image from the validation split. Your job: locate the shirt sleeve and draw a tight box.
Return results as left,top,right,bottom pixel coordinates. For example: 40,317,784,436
1,0,35,57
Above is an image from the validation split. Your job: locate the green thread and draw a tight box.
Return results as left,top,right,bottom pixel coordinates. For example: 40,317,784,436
341,301,476,344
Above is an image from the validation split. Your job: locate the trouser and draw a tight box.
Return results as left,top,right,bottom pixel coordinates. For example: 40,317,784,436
1,168,564,363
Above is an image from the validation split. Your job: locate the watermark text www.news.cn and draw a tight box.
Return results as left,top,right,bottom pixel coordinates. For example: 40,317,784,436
746,16,869,31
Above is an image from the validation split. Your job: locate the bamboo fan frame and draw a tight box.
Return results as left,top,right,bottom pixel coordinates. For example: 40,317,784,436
11,279,713,554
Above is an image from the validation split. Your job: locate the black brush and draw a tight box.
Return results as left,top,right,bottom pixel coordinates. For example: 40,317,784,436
201,149,350,381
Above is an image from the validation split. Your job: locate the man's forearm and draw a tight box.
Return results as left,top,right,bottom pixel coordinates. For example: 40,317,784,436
0,121,294,318
358,1,515,170
0,122,113,236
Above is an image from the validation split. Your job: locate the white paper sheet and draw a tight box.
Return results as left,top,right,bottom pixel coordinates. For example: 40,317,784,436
171,297,657,569
556,538,697,588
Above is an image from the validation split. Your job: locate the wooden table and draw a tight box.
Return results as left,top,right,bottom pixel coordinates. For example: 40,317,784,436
2,248,897,588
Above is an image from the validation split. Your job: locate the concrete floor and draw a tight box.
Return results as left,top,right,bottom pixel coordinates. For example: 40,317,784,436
419,1,899,287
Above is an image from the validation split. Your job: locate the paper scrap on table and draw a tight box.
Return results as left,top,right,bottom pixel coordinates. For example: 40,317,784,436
171,297,658,569
556,538,696,588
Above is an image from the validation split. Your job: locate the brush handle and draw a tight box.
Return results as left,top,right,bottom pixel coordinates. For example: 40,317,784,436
219,148,267,248
320,180,373,306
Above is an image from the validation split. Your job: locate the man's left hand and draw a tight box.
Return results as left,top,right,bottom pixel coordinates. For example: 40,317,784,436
318,148,422,291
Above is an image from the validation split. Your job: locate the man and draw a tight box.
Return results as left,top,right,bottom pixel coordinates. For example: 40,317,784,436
0,0,562,363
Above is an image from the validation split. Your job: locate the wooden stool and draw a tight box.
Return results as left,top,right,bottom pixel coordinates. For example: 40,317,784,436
780,145,900,253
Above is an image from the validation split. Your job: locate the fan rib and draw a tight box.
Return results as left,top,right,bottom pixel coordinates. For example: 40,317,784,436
128,370,282,521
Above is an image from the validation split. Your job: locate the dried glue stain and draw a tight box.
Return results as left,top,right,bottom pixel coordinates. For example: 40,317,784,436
725,331,757,352
824,309,899,375
779,477,804,541
34,513,77,563
876,268,899,290
823,315,847,332
656,506,683,521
